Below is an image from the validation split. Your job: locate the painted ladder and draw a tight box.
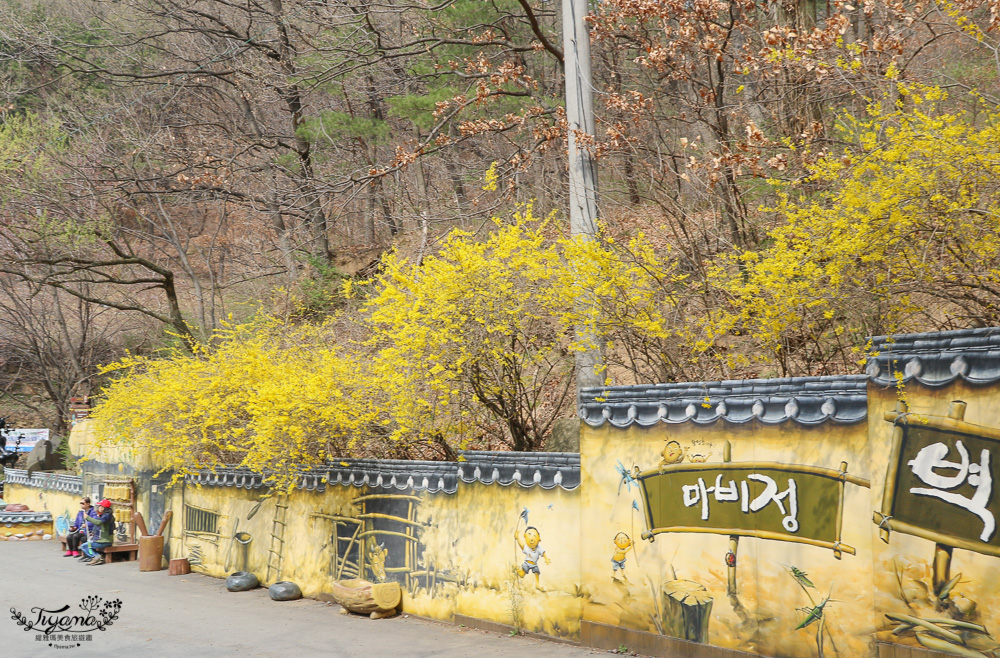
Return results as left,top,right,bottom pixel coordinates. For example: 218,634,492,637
265,496,289,583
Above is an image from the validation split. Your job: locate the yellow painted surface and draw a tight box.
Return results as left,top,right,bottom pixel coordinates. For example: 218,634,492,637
869,384,1000,655
581,421,875,657
14,374,998,656
4,483,78,532
172,480,583,638
2,483,68,542
0,522,52,540
405,483,581,638
69,419,166,472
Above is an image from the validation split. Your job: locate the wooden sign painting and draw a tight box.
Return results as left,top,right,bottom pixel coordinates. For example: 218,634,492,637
636,462,870,557
878,406,1000,557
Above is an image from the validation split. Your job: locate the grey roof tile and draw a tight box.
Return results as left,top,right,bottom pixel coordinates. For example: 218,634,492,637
0,511,52,524
579,375,868,428
867,327,1000,387
2,469,83,495
185,451,581,494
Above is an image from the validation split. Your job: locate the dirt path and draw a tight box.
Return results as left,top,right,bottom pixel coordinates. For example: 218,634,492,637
1,540,601,657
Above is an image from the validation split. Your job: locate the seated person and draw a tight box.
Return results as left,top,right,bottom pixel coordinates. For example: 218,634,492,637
80,499,115,566
64,497,96,557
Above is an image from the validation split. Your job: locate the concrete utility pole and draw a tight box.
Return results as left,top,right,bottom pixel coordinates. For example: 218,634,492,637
563,0,604,393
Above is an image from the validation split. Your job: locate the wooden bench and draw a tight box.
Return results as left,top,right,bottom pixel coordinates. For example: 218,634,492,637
59,535,138,562
102,544,139,563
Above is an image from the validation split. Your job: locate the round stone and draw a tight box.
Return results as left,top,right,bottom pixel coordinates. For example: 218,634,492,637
268,581,302,601
225,571,260,592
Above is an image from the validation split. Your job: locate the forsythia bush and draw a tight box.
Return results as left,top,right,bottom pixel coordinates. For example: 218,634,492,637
92,207,682,482
365,204,679,453
708,86,1000,374
92,318,380,491
92,86,1000,477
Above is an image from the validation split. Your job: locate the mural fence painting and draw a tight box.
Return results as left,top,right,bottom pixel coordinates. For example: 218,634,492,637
10,327,1000,656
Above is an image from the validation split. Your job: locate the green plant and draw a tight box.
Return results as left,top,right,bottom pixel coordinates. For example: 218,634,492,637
505,568,524,633
292,257,348,319
55,434,77,472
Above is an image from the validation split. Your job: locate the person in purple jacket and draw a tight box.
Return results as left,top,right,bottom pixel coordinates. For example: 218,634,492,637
80,499,115,566
64,497,96,557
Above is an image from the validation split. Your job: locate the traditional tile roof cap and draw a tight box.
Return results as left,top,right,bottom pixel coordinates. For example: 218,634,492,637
2,469,83,495
185,467,268,490
185,451,580,494
866,327,1000,387
457,451,579,490
579,375,868,428
0,511,53,524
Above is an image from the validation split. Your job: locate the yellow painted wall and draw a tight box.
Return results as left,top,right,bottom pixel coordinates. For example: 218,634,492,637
14,365,998,656
4,483,78,527
869,383,1000,656
0,521,52,540
405,483,581,638
70,419,166,472
581,421,875,657
172,479,583,638
2,483,69,541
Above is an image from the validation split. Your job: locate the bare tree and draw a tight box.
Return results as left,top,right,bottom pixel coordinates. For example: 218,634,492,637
0,274,138,434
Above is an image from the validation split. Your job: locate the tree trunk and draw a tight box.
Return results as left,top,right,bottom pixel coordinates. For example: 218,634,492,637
329,579,400,619
661,579,713,643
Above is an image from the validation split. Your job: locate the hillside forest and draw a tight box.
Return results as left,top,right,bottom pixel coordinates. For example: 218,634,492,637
2,0,1000,482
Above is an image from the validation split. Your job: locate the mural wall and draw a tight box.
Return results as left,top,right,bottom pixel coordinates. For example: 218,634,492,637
11,327,1000,657
866,330,1000,657
3,471,80,541
579,377,875,657
169,453,583,639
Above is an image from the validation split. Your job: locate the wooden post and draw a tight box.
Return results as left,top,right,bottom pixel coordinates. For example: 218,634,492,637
930,401,964,595
169,558,191,576
933,544,953,596
879,400,909,543
723,441,738,596
330,579,401,619
139,535,164,572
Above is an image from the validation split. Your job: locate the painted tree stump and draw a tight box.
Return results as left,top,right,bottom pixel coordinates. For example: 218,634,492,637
329,579,400,619
661,579,713,643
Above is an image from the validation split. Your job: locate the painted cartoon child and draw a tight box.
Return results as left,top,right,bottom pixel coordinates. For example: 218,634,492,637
514,526,550,586
659,440,685,466
611,532,634,581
